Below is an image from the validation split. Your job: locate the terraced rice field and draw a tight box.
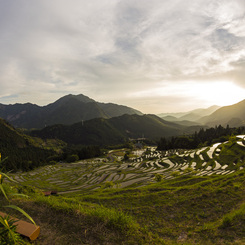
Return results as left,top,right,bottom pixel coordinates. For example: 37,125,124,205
10,135,245,194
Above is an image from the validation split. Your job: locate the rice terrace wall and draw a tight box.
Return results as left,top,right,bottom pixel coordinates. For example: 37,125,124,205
9,135,245,194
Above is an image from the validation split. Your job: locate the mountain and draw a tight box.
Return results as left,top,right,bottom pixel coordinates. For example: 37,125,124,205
158,105,220,121
158,111,190,118
161,116,203,127
178,105,220,121
31,114,189,146
0,94,142,129
199,99,245,127
172,120,203,127
160,115,178,122
31,114,207,146
0,118,56,171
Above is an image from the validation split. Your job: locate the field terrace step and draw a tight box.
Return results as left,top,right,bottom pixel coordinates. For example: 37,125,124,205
213,161,221,170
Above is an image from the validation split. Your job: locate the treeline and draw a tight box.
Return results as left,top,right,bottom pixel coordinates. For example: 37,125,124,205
0,143,54,172
0,118,102,172
48,145,102,163
157,125,245,151
1,143,102,172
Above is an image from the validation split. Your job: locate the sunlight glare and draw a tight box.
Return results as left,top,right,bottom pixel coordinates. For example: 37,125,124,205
187,81,245,106
132,80,245,108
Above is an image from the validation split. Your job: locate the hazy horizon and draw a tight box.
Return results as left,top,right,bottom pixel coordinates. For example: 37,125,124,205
0,0,245,113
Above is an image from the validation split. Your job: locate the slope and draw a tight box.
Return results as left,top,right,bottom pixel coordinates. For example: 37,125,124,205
0,118,60,171
158,105,220,120
5,141,245,244
199,99,245,126
31,114,184,146
0,94,142,129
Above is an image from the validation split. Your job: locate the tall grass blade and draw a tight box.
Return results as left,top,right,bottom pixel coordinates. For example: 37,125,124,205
5,205,36,226
0,184,8,200
0,171,16,182
10,193,29,199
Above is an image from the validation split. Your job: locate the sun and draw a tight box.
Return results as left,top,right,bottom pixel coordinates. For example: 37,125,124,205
156,80,245,107
129,80,245,113
191,81,245,106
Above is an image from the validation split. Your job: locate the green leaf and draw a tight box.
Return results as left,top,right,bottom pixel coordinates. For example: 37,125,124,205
0,171,16,182
0,184,9,200
5,205,36,226
10,193,29,199
0,157,8,165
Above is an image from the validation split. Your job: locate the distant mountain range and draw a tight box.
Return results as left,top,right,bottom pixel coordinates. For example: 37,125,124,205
159,105,220,122
159,100,245,127
31,114,205,146
198,99,245,127
0,94,244,143
0,94,142,129
1,95,244,171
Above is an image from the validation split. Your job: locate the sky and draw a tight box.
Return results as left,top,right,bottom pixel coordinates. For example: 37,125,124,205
0,0,245,114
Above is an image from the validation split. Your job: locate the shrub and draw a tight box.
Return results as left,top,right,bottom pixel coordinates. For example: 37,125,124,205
0,215,24,245
219,203,245,229
49,160,57,165
154,173,163,182
66,154,79,163
220,216,232,228
102,181,114,189
171,171,180,177
184,167,195,174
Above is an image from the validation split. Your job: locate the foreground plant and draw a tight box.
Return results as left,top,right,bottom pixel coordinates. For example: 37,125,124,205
0,215,25,245
0,154,35,244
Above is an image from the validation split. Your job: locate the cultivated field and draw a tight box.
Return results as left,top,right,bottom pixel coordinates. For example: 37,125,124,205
10,135,245,194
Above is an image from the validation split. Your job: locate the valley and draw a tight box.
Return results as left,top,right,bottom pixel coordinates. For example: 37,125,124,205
1,1,245,243
1,95,245,244
2,134,244,244
10,135,245,194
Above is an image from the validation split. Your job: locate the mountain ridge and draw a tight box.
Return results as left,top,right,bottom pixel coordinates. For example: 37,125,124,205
30,113,207,146
0,94,142,129
158,105,220,119
0,118,56,171
198,99,245,127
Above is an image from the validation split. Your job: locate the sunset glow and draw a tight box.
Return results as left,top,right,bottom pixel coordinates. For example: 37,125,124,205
0,0,244,113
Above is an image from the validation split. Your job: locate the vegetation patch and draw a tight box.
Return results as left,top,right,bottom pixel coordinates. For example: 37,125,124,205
2,134,245,244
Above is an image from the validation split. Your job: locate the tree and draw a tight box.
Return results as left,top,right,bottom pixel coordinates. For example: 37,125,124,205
66,154,79,163
123,152,130,161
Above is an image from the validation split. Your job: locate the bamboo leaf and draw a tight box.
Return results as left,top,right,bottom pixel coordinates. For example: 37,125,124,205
5,205,36,226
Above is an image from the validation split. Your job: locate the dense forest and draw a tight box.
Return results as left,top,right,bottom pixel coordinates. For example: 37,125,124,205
0,118,102,172
157,125,245,150
2,114,245,172
30,114,184,146
48,145,102,163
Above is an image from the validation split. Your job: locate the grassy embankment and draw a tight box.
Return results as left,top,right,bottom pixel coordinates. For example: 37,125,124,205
1,167,244,245
1,138,245,244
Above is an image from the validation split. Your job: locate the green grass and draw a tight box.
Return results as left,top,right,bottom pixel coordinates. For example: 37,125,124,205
2,167,244,244
3,137,245,244
217,141,245,167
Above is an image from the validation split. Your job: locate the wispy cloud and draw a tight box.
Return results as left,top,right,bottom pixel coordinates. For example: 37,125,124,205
0,0,244,113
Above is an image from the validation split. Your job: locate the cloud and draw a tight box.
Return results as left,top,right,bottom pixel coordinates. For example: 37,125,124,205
0,0,244,112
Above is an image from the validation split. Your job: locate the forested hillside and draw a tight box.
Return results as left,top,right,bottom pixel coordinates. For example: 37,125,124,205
158,125,245,150
0,119,57,171
0,94,142,129
198,99,245,127
30,114,186,146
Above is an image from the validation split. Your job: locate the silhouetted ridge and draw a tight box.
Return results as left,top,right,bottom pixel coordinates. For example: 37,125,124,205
0,94,142,129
